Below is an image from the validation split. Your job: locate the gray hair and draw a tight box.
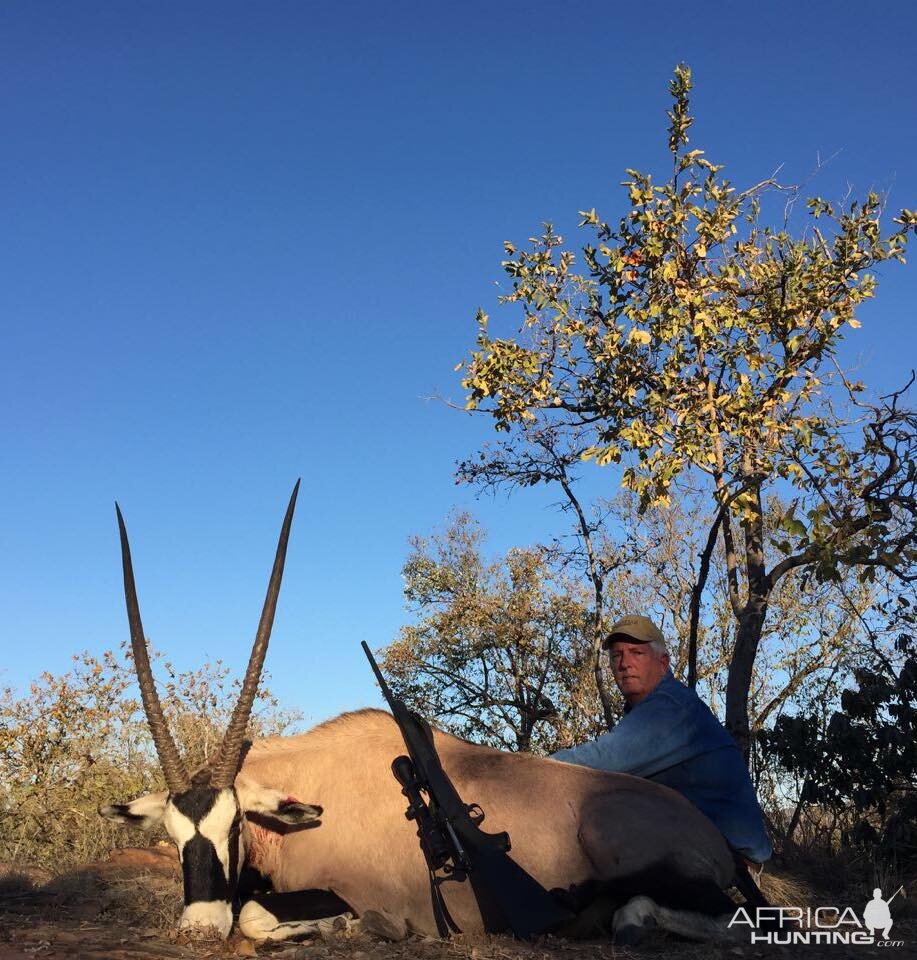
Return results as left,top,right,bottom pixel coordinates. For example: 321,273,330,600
605,637,669,657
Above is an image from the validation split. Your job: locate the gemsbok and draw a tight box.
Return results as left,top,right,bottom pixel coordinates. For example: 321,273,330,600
101,483,748,944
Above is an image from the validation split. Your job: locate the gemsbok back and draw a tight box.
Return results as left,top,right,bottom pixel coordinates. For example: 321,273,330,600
102,483,747,944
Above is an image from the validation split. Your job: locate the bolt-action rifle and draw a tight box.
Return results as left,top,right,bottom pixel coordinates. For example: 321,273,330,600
362,641,573,939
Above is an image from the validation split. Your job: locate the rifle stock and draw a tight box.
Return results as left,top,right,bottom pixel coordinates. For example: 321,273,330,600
361,642,573,939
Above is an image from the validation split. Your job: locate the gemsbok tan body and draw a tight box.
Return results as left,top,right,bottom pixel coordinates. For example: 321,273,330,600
101,484,743,944
235,708,737,937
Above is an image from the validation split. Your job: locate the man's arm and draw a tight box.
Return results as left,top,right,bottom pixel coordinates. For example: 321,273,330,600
550,693,696,777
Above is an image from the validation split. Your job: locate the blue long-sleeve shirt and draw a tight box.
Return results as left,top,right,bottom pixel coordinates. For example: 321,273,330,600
551,670,772,863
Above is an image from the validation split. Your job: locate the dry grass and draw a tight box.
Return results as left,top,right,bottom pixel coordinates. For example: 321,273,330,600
98,871,186,929
759,864,820,908
2,848,915,960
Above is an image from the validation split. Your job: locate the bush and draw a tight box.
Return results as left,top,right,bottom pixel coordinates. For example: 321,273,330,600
0,648,301,869
759,633,917,871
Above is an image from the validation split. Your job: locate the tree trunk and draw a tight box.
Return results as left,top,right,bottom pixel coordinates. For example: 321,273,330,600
725,600,768,759
688,507,724,689
594,642,615,730
782,779,809,853
555,469,615,729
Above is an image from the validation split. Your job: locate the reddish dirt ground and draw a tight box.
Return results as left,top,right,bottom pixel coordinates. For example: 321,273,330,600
1,849,912,960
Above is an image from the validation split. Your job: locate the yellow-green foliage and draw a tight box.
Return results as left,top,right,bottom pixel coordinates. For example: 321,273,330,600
463,64,913,517
0,648,301,869
458,63,916,753
383,512,605,754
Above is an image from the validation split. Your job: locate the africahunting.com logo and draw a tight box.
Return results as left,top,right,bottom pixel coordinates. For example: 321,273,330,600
729,886,906,948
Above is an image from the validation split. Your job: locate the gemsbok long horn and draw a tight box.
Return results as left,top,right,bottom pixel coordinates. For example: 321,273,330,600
116,503,190,794
211,479,300,789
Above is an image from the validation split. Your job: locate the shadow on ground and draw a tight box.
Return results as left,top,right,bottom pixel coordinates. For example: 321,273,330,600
0,849,912,960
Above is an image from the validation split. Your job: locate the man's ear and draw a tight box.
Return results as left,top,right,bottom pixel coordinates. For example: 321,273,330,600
236,779,322,826
99,791,168,830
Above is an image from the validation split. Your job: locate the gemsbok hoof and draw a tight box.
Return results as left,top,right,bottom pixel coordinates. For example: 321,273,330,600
613,895,658,945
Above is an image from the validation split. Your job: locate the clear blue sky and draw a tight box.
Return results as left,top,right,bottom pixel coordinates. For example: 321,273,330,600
2,1,915,726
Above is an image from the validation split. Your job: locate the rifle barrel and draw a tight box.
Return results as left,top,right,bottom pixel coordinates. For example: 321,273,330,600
362,641,396,704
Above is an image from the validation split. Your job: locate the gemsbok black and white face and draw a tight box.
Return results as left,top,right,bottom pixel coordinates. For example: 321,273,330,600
100,482,320,938
101,771,321,936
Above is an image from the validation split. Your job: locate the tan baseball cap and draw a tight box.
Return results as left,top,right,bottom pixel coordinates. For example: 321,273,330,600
603,615,665,648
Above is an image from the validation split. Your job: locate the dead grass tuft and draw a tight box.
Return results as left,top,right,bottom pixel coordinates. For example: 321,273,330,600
99,870,185,929
759,865,819,907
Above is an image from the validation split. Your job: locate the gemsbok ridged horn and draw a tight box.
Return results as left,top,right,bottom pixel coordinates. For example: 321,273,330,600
211,478,300,788
116,502,190,794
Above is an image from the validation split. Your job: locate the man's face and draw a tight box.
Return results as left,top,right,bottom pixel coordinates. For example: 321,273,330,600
608,640,669,705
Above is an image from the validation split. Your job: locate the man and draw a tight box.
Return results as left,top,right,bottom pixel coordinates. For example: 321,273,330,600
551,615,772,865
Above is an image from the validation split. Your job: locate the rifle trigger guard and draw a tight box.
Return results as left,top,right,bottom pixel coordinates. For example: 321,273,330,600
466,803,485,825
442,862,467,882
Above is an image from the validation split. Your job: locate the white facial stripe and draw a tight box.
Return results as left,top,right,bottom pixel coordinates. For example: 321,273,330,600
198,789,238,881
179,900,233,938
125,791,168,823
99,791,168,828
163,802,196,861
236,781,290,815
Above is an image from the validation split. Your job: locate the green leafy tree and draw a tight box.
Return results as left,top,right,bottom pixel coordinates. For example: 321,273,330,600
459,64,917,755
457,426,627,727
381,513,606,753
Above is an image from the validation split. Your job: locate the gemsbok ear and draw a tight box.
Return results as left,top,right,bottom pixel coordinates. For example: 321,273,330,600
99,791,169,830
236,779,323,826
